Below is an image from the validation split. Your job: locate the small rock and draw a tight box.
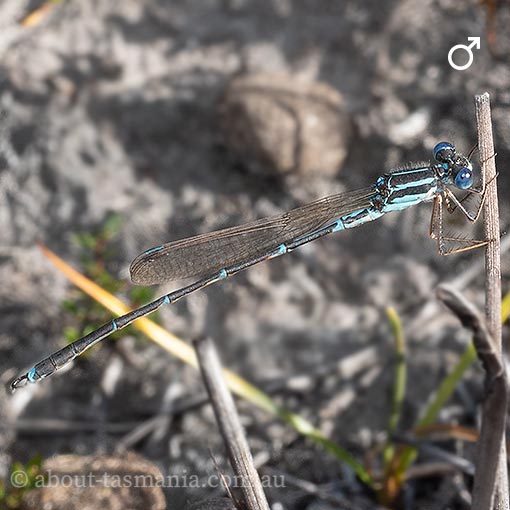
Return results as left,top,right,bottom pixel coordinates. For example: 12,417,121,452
22,452,166,510
218,74,351,179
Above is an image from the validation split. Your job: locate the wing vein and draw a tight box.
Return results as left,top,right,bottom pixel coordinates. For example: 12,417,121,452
130,187,376,284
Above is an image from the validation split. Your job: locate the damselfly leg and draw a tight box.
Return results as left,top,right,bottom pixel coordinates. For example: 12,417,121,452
429,146,499,255
429,195,488,255
440,149,498,221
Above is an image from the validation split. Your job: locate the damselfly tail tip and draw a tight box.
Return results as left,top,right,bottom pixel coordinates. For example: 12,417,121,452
10,373,29,392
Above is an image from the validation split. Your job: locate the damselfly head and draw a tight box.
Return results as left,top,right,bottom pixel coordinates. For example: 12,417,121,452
433,141,475,190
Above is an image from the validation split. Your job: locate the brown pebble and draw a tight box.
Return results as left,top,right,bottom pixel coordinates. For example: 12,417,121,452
22,453,166,510
218,74,351,179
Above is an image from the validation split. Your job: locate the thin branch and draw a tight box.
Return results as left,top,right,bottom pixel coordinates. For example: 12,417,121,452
475,92,509,510
476,93,502,354
437,284,508,510
194,337,270,510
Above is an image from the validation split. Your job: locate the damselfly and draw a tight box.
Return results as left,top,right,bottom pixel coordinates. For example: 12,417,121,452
11,141,489,390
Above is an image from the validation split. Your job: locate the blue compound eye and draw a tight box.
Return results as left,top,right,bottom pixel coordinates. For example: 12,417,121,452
433,141,456,163
454,166,474,189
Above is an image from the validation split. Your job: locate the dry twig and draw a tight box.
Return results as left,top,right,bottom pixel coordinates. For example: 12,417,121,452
194,337,270,510
437,285,507,509
475,92,508,510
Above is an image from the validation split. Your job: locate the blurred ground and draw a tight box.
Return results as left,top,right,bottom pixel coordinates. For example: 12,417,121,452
0,1,509,509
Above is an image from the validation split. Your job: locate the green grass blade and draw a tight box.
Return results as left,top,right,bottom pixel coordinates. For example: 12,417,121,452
396,289,510,474
383,307,407,467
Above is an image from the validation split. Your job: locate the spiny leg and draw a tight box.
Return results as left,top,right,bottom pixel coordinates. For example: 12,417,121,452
442,150,498,220
447,165,498,218
430,195,487,256
442,188,486,223
443,171,499,224
429,196,441,241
